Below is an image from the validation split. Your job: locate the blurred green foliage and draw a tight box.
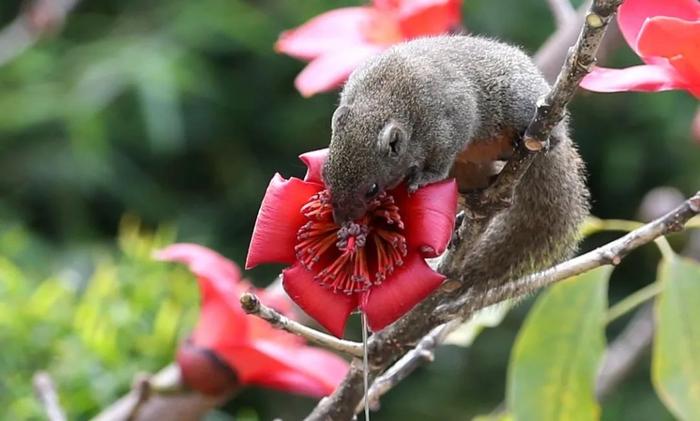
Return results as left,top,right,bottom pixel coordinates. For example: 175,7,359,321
0,217,198,419
0,0,698,420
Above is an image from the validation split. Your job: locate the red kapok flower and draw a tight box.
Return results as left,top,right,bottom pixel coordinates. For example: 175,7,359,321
155,243,349,397
276,0,463,97
245,149,457,337
580,0,700,97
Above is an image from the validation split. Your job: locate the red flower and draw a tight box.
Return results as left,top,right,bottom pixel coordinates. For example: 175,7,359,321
155,243,349,396
275,0,463,97
245,149,457,337
580,0,700,97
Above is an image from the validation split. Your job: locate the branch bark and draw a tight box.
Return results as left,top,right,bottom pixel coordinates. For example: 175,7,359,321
33,372,67,421
240,292,364,358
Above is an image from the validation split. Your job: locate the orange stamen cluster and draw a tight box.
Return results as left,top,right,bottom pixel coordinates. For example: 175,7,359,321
295,190,407,295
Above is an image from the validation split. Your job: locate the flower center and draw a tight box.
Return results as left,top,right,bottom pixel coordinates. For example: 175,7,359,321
295,190,408,295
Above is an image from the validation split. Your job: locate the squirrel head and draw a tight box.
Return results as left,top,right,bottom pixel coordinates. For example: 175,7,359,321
323,104,411,224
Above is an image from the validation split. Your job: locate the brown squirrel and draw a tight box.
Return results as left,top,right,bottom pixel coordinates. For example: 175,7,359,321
322,35,589,291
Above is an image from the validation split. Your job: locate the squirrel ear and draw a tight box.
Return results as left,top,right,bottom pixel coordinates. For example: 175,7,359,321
379,121,407,158
331,105,350,130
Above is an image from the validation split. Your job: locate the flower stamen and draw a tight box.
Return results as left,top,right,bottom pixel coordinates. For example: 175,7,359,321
295,190,408,294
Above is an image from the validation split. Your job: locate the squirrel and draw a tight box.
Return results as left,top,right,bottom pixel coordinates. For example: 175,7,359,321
322,35,589,291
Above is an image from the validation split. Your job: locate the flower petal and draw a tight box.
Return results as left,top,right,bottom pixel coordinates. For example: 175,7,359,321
397,0,462,38
580,64,687,93
176,340,239,395
156,243,249,347
246,174,323,269
155,243,242,289
392,179,458,257
275,8,376,61
282,263,358,337
299,148,329,184
618,0,700,52
251,340,348,396
220,342,347,397
294,45,385,97
360,252,445,332
637,16,700,97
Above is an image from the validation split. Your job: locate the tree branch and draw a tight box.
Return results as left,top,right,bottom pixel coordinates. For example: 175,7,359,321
92,364,236,421
342,192,699,418
240,292,364,358
33,372,67,421
595,303,655,400
0,0,81,67
546,0,577,28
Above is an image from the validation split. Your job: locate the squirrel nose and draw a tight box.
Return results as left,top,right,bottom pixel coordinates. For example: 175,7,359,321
332,205,367,225
332,208,349,225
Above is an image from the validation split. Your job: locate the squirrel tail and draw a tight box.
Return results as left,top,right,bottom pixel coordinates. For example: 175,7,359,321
458,132,590,298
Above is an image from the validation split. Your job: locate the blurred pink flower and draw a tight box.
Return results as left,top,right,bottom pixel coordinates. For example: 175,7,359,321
580,0,700,97
155,243,348,396
276,0,463,97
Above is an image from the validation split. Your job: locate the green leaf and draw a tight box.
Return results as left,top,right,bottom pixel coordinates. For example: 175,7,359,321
508,266,610,421
444,300,514,347
652,257,700,420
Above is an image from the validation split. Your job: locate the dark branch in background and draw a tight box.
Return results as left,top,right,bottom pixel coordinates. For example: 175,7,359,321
0,0,80,67
92,365,236,421
33,372,67,421
546,0,577,28
596,303,654,400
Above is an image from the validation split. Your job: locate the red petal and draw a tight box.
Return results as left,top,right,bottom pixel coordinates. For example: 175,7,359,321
580,64,686,93
250,340,348,396
398,0,462,38
282,263,358,337
360,252,445,331
618,0,700,52
392,179,458,257
155,243,242,289
294,45,385,97
299,148,329,184
246,174,322,269
275,8,376,61
220,342,346,397
637,17,700,97
155,244,249,347
176,341,238,395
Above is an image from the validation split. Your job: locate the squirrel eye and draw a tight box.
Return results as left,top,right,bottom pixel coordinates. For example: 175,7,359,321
365,183,379,198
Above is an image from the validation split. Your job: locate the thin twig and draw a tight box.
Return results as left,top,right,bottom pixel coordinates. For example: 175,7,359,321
33,372,67,421
239,292,364,358
546,0,577,27
0,0,81,67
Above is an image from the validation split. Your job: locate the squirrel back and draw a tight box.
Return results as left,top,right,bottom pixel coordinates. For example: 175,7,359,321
323,35,590,293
